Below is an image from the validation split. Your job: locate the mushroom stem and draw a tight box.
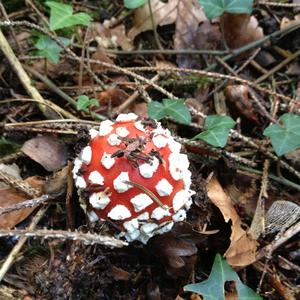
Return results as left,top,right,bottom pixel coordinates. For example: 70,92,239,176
124,180,169,210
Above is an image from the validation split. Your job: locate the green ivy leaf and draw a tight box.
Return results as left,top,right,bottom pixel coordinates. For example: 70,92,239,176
35,35,70,63
46,1,91,31
193,115,235,147
148,99,191,125
199,0,253,19
76,95,99,112
184,254,262,300
124,0,146,9
263,113,300,156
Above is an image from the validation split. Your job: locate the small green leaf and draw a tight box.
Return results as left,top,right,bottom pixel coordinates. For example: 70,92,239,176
263,113,300,156
76,95,99,112
124,0,146,9
148,99,191,125
76,95,90,112
35,35,69,63
193,115,235,147
199,0,253,19
89,98,100,108
46,1,91,31
184,254,262,300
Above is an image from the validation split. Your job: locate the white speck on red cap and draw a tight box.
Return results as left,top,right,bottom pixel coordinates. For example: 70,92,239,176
130,193,153,212
153,134,168,148
155,178,173,196
101,152,115,169
125,229,140,242
75,176,87,189
113,172,132,193
108,204,131,220
137,212,149,220
116,113,138,122
72,157,82,177
140,223,159,234
89,192,111,209
168,153,190,181
151,206,171,220
139,156,159,178
88,170,104,186
172,190,189,212
123,218,139,233
183,169,192,190
80,146,92,165
89,128,99,139
134,121,145,132
116,126,130,137
172,209,186,222
168,139,182,153
155,221,174,235
153,126,171,137
99,120,114,136
87,210,99,222
107,134,121,146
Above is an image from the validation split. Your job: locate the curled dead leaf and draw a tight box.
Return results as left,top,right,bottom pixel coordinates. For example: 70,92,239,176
43,166,69,197
128,0,178,40
21,136,67,172
222,13,264,58
174,0,207,68
207,176,257,267
0,176,44,229
88,22,133,50
224,85,260,124
280,14,300,30
97,87,129,107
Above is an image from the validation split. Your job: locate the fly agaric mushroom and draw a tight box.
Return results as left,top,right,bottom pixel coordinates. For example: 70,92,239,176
73,113,194,244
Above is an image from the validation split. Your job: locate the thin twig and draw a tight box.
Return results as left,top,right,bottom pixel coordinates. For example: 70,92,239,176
0,20,107,90
249,160,270,239
0,194,50,216
256,221,300,261
258,1,300,7
124,66,296,105
255,48,300,83
0,27,48,116
147,0,163,50
125,180,168,209
0,170,40,197
24,66,106,120
0,205,49,282
0,228,128,248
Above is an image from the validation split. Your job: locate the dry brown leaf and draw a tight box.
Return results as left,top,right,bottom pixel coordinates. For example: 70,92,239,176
128,0,178,40
88,22,133,50
133,102,149,119
0,176,43,229
174,0,207,68
43,166,69,196
21,136,67,172
97,87,129,106
207,176,257,267
90,50,115,73
224,85,260,124
280,14,300,30
222,13,264,58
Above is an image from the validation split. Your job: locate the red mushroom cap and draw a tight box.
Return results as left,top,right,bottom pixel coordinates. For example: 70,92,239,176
73,113,194,244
